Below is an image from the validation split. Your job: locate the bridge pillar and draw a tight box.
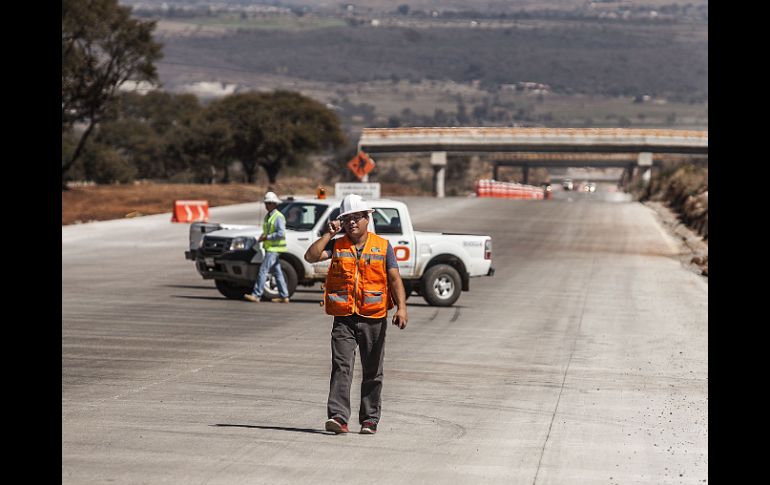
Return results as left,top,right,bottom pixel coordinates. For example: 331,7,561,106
522,164,529,185
637,152,653,168
621,164,636,191
493,162,499,181
617,169,626,188
431,151,447,198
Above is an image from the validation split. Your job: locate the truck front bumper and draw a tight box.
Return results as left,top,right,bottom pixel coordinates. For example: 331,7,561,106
195,258,259,283
193,249,260,283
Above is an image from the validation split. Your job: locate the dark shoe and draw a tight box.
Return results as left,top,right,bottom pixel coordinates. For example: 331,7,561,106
271,297,290,303
360,420,377,435
243,294,260,303
325,418,348,434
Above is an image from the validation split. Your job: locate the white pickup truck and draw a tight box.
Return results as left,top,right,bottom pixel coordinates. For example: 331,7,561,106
185,197,494,306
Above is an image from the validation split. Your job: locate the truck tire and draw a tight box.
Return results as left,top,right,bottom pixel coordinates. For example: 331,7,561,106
402,280,415,301
261,259,298,300
215,279,253,300
421,264,462,307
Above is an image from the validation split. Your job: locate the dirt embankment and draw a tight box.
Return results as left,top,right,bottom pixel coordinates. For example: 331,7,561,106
61,179,430,225
634,162,708,276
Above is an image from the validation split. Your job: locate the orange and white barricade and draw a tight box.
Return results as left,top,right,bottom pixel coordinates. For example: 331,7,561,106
476,179,491,197
479,179,492,197
172,200,209,223
475,180,546,200
512,183,520,199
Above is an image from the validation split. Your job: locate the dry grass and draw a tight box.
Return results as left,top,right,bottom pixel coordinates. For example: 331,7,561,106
62,178,430,225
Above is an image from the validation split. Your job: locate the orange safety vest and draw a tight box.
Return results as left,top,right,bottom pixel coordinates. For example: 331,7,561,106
324,232,394,318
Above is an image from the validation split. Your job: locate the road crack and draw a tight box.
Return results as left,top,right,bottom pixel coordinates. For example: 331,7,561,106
531,255,596,485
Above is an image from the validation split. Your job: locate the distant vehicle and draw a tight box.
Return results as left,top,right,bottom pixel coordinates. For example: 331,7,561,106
562,179,574,191
583,182,596,193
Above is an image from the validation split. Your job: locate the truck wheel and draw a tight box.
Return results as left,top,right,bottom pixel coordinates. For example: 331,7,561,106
421,264,462,307
401,280,419,300
215,279,253,300
261,259,298,300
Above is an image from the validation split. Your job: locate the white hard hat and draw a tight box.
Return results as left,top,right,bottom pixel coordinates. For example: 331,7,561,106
264,191,281,204
337,194,374,219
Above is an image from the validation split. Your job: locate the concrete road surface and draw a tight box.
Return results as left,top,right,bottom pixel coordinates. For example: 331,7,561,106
62,196,707,484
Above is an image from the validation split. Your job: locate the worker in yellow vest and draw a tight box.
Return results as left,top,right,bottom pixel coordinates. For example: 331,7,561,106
304,194,408,435
244,192,290,303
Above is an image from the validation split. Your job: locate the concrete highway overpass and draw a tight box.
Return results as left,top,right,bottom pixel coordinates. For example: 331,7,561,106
357,128,708,192
358,127,708,155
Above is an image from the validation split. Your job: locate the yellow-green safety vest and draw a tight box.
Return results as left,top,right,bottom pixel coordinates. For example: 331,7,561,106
262,210,287,253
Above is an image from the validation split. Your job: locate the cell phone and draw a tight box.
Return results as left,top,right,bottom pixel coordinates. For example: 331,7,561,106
325,218,341,235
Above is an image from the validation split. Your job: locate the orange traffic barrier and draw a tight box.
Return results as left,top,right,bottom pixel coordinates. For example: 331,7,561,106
476,179,546,199
171,200,209,223
475,180,485,197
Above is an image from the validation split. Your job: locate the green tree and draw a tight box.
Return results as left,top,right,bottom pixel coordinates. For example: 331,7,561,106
62,0,163,187
114,91,201,134
211,91,345,184
81,141,137,184
91,91,201,180
165,111,234,184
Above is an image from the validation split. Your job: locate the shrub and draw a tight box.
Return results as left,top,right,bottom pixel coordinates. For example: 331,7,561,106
82,144,137,184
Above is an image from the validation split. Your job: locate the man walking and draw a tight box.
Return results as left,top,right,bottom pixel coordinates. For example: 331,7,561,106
304,194,408,435
244,192,290,303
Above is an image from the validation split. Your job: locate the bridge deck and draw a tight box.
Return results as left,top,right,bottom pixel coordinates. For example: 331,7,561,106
358,127,708,155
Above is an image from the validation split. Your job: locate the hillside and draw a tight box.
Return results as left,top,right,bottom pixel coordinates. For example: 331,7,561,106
141,1,707,131
158,19,706,102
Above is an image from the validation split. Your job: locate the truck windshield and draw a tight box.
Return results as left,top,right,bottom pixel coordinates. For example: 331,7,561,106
372,208,402,234
278,202,328,231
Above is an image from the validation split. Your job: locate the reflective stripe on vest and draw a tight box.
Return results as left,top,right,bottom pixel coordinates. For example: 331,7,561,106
263,210,287,253
323,233,394,318
334,251,356,259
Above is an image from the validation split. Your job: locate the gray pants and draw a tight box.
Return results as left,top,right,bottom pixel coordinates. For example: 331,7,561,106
327,314,387,425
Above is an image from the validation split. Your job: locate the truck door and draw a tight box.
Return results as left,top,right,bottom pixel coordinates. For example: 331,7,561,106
371,206,416,277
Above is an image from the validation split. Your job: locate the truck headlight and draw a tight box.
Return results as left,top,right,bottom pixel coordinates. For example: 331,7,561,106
229,237,256,251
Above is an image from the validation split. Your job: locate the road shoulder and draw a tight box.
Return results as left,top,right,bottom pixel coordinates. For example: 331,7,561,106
643,200,708,278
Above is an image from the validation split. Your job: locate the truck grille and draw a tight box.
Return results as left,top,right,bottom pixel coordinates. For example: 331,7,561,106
200,237,232,256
